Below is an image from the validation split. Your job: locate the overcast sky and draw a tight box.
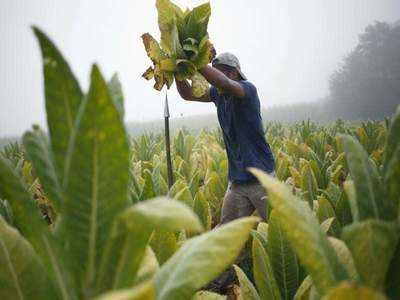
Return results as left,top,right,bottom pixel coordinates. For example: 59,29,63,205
1,0,400,137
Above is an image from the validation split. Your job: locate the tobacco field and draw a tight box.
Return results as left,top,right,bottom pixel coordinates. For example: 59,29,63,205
0,21,399,300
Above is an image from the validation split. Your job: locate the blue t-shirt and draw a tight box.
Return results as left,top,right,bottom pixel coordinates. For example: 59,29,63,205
210,80,275,182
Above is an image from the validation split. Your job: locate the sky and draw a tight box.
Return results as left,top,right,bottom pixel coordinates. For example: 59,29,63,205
1,0,400,137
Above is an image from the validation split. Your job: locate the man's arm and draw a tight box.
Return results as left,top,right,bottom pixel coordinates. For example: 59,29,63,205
199,65,246,98
175,78,211,102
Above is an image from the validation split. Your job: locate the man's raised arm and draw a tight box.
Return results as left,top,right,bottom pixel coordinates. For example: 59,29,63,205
175,78,211,102
199,65,245,98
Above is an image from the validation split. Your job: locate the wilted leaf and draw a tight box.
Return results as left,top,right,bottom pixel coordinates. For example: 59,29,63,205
142,33,168,64
233,265,260,300
142,66,155,80
191,72,209,97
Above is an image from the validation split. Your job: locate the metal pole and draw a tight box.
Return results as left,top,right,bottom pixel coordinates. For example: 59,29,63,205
164,91,174,189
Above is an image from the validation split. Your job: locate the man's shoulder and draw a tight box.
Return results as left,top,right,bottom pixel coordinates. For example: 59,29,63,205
238,80,258,99
239,80,256,90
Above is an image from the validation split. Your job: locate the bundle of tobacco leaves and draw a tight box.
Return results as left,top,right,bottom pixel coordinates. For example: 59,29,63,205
142,0,216,97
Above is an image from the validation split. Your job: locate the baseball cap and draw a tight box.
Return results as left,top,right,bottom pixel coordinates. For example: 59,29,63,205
211,52,247,80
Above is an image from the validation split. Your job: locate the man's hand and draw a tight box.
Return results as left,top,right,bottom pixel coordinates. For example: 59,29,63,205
175,77,211,102
199,65,246,98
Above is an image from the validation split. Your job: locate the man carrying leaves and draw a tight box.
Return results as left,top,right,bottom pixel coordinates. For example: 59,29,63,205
176,52,276,226
142,0,276,294
175,52,276,294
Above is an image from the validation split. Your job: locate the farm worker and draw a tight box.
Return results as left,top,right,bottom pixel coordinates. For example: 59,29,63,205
175,52,275,224
175,52,276,292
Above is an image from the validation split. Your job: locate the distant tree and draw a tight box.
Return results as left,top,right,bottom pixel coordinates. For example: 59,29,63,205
329,21,400,120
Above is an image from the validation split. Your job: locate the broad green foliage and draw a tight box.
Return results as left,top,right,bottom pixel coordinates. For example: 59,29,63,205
142,0,215,96
1,22,400,300
339,135,394,221
33,27,83,184
252,235,281,300
266,210,300,300
61,65,131,290
154,217,259,300
251,169,350,296
0,217,55,299
0,27,257,300
341,220,398,290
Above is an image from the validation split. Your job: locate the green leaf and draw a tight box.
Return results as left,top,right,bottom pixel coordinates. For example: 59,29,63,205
322,282,387,300
0,157,48,255
122,197,203,234
385,240,400,300
183,41,199,60
293,276,313,300
233,265,261,300
150,229,178,266
62,65,130,291
384,145,400,218
340,135,395,221
32,27,83,183
327,237,358,281
141,169,156,200
22,126,63,212
108,73,125,119
96,198,202,292
334,191,353,227
300,162,318,208
155,217,259,300
193,36,216,69
94,281,155,300
134,247,159,285
317,197,340,236
183,2,211,42
341,220,399,290
160,58,177,72
0,199,13,226
0,217,56,300
252,235,281,300
257,222,269,243
0,157,76,300
320,217,335,234
383,106,400,174
95,217,152,293
250,169,349,295
266,210,300,300
193,190,212,230
175,59,197,81
174,186,193,207
152,165,169,196
155,0,183,56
